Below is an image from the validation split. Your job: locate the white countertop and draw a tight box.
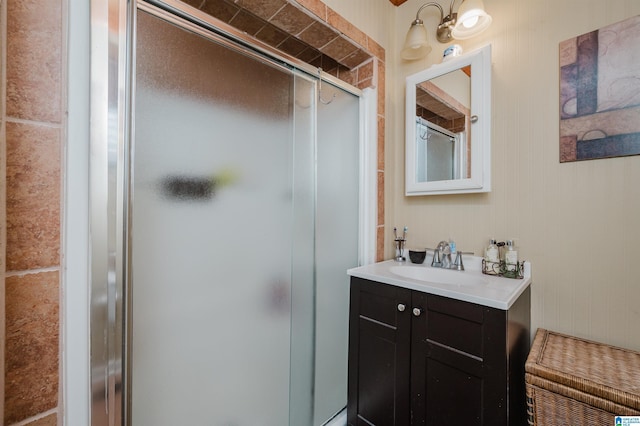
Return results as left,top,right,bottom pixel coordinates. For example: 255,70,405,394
347,256,531,310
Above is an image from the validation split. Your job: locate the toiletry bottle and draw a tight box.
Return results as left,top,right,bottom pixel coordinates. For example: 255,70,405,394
497,241,506,262
449,237,457,256
505,240,519,275
484,239,499,274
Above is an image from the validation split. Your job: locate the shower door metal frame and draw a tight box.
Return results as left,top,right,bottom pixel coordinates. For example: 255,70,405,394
89,0,373,425
416,117,461,181
89,0,133,423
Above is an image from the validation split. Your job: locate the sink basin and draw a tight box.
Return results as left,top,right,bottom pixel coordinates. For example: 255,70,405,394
348,258,531,310
389,265,489,286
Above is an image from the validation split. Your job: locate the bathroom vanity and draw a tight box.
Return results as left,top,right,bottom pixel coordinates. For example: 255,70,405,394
346,258,531,425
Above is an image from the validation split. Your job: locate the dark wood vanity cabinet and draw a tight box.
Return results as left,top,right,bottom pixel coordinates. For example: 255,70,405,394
347,276,530,426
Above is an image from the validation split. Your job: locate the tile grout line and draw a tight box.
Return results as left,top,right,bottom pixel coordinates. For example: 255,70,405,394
5,116,63,129
5,266,61,278
9,407,58,426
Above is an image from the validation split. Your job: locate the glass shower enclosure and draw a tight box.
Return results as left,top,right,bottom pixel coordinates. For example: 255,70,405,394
415,117,464,182
90,2,363,425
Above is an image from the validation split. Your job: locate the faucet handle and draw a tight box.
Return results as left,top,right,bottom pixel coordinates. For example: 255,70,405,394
431,247,442,267
452,251,465,270
452,251,474,271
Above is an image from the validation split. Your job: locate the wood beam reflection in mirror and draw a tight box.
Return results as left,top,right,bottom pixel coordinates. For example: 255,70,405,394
415,78,471,178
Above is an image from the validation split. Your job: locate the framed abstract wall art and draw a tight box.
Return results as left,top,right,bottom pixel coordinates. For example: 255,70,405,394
559,15,640,162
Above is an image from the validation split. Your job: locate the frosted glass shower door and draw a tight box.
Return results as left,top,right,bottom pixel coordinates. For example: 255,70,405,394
131,11,314,426
314,84,360,425
417,121,456,182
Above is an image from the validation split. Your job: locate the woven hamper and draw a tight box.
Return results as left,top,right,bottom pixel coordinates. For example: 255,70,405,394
525,329,640,425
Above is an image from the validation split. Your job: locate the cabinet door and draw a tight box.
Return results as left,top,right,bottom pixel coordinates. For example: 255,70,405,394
410,293,507,426
348,278,412,426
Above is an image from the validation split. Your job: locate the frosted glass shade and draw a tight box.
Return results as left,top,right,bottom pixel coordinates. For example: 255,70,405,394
451,0,492,39
401,21,432,60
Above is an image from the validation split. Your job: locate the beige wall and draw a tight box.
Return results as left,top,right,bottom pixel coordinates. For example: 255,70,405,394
321,0,395,50
390,0,640,350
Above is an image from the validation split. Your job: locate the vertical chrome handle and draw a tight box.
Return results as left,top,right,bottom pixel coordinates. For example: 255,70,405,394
413,307,422,317
397,303,406,312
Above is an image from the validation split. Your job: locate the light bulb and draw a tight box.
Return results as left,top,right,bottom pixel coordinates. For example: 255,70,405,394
462,15,479,28
451,0,492,40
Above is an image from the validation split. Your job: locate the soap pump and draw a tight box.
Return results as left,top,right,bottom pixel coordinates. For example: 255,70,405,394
505,240,519,274
483,239,499,275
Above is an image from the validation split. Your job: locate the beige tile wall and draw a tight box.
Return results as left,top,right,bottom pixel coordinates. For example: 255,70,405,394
5,273,59,423
3,0,64,423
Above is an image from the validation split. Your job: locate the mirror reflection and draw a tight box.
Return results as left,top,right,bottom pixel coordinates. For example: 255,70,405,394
405,44,491,196
414,66,471,182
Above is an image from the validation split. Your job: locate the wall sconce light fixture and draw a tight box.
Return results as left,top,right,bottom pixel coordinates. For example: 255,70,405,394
401,0,492,60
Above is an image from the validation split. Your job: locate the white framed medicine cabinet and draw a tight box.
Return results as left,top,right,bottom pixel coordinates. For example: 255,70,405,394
405,44,491,196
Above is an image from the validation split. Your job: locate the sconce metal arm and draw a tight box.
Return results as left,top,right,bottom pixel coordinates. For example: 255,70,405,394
414,2,444,24
415,0,461,43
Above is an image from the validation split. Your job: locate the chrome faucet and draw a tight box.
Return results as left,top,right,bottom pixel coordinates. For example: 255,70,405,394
431,241,451,268
431,240,472,271
451,251,465,271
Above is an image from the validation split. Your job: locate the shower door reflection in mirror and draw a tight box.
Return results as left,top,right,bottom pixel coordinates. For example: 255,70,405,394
415,118,466,182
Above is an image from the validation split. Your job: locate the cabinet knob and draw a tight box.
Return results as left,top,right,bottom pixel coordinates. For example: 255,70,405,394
412,307,422,317
397,303,406,312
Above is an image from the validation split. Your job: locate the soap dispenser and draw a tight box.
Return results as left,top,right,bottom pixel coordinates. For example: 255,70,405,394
505,240,519,275
484,239,499,275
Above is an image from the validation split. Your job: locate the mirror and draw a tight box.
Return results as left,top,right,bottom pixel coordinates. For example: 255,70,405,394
405,44,491,195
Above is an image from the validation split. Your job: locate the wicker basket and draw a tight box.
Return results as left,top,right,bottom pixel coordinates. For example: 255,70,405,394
525,329,640,425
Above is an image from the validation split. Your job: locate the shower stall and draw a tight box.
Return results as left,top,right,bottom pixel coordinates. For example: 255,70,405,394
89,1,372,425
415,117,466,182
